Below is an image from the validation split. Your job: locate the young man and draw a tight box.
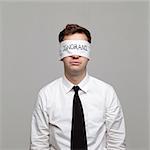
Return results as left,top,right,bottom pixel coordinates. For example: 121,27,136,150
30,24,126,150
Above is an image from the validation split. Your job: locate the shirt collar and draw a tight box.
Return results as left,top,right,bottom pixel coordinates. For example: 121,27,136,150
62,72,89,94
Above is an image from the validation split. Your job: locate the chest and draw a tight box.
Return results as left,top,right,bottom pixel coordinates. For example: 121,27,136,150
46,91,106,127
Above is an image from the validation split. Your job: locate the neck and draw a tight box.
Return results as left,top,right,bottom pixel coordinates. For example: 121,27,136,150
65,70,87,85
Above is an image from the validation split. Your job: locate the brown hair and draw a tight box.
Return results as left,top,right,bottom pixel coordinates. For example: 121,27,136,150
58,24,91,43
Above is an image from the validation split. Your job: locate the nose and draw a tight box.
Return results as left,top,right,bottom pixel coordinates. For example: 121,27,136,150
71,55,80,59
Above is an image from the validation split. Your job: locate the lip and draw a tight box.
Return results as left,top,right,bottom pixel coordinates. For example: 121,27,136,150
70,61,81,65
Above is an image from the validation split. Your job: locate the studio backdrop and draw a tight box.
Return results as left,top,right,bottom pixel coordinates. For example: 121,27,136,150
0,1,149,150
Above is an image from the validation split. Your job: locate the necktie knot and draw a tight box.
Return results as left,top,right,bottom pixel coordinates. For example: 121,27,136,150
73,86,80,93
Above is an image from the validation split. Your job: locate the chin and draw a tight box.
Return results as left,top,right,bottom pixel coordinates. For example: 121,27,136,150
70,69,81,75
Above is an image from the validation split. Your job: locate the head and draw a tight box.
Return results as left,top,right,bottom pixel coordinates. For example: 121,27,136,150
59,24,91,43
58,24,91,77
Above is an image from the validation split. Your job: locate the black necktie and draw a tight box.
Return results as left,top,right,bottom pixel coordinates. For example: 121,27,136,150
71,86,87,150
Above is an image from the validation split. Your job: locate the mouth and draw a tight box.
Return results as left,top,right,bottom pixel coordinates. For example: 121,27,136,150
70,61,81,65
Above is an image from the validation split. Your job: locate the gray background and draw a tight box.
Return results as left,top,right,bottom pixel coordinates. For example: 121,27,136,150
0,1,149,150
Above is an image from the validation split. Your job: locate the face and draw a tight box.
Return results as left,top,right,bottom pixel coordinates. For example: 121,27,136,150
62,33,89,76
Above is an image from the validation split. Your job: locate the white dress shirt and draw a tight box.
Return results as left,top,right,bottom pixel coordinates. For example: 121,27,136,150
30,73,126,150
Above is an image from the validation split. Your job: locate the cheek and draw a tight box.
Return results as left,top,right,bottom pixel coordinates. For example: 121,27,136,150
63,58,70,65
82,59,88,66
84,62,88,67
63,61,71,69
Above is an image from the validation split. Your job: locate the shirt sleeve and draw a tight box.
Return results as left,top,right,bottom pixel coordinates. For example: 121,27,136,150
105,86,126,150
30,90,50,150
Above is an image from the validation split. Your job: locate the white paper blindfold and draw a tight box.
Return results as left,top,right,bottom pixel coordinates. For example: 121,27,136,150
59,40,91,60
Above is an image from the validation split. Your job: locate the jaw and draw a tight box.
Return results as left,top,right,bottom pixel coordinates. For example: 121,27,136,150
65,65,87,77
64,66,87,85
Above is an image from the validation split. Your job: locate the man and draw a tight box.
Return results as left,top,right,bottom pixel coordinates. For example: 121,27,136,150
30,24,126,150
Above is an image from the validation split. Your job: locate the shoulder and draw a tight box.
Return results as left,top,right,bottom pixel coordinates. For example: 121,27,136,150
35,77,62,108
89,75,120,106
39,77,62,95
89,75,113,91
88,75,117,99
37,77,62,101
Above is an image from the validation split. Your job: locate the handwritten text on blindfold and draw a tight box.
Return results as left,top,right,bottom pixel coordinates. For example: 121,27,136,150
62,44,88,52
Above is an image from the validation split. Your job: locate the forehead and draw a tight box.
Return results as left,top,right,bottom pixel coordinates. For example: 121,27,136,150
63,33,88,41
